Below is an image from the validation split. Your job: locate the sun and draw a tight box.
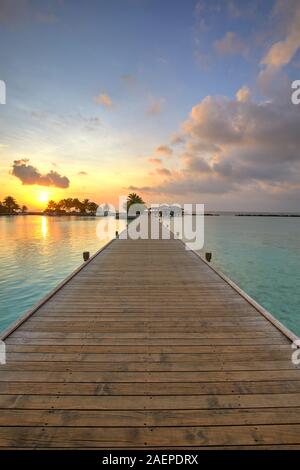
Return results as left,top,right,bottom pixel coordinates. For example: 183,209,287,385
38,191,50,204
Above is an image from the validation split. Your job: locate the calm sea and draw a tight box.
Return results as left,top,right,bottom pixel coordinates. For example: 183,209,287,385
0,214,300,336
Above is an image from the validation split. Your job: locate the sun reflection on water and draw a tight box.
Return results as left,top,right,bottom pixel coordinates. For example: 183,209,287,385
41,216,48,238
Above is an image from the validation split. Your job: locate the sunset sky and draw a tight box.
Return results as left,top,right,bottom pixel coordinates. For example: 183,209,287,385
0,0,300,211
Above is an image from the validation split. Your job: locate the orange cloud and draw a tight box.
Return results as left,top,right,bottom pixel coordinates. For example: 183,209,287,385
155,145,173,157
260,0,300,83
156,167,172,176
138,82,300,198
148,158,162,165
236,85,251,103
94,93,113,107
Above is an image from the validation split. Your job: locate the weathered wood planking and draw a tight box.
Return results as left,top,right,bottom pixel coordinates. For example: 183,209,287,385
0,221,300,449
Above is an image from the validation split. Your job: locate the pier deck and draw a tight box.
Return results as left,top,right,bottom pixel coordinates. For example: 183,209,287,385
1,227,300,449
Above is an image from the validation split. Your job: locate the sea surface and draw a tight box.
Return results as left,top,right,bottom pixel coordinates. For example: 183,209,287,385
0,214,300,336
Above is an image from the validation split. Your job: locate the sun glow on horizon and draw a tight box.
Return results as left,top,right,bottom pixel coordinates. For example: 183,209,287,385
38,191,50,204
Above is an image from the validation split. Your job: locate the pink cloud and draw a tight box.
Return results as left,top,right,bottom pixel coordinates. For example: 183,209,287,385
155,145,173,157
94,93,113,107
148,158,162,165
214,32,247,56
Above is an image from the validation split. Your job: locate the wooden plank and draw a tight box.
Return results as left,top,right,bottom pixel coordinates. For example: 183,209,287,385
1,425,300,448
1,380,300,396
6,344,292,353
6,331,286,341
1,360,298,372
1,407,300,427
0,393,300,410
4,351,294,362
0,216,299,448
0,370,300,382
6,336,289,346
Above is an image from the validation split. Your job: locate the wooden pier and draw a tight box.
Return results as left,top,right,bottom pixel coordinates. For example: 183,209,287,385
1,223,300,449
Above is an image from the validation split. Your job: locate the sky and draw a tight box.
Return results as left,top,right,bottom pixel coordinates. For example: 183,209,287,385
0,0,300,211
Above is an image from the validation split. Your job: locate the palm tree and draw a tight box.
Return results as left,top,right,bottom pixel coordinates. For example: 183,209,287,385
73,198,83,213
57,199,67,212
126,193,145,212
0,202,7,214
82,198,90,214
3,196,20,214
46,200,57,213
87,201,98,215
64,198,74,213
44,198,98,216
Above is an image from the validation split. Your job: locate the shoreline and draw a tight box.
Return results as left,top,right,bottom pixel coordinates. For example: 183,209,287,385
2,209,300,220
1,212,300,218
0,212,99,217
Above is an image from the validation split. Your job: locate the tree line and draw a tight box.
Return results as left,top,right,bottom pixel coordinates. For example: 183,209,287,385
0,196,27,214
45,198,98,215
0,193,144,216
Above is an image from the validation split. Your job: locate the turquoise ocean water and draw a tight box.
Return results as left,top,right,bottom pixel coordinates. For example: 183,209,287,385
0,214,300,336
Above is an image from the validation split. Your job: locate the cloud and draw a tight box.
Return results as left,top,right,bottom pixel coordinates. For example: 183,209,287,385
155,145,173,157
236,85,251,102
130,177,232,197
12,159,70,188
195,0,221,15
157,56,169,65
182,154,211,174
263,1,300,67
78,171,88,176
0,0,59,26
126,185,153,192
145,97,165,115
120,74,137,91
84,116,101,124
0,0,28,24
156,168,172,176
214,32,247,56
227,1,256,19
120,74,136,85
195,0,255,21
227,1,242,18
260,0,300,83
142,84,300,197
94,93,113,107
148,158,162,165
170,133,185,145
120,74,132,81
30,109,101,130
